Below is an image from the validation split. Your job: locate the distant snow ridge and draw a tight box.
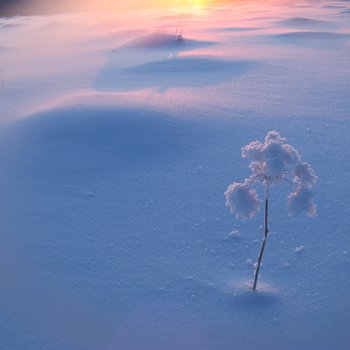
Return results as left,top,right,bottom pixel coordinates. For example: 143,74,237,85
225,131,318,219
119,31,185,49
277,17,332,29
272,31,350,49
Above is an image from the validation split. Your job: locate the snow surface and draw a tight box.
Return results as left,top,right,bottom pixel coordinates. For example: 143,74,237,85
1,1,350,350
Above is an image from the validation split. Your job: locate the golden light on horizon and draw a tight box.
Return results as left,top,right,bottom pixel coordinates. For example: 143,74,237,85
151,0,216,14
83,0,218,11
156,0,209,6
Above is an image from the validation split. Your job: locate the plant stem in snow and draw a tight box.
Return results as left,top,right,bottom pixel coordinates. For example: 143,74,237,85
252,183,269,290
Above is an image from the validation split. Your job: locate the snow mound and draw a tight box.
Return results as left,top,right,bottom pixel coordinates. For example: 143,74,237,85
13,104,199,172
119,31,184,49
118,31,212,50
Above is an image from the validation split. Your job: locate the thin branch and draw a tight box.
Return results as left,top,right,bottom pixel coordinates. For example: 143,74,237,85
245,173,264,184
277,176,296,190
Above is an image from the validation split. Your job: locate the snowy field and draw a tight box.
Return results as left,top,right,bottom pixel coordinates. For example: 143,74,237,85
1,1,350,349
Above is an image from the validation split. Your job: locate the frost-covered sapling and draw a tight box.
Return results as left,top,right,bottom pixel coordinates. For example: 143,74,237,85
225,131,317,290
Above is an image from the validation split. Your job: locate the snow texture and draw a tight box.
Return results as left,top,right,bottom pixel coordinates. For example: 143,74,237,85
1,1,350,350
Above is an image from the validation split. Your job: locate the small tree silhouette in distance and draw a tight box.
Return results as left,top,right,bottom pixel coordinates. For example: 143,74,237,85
225,131,317,290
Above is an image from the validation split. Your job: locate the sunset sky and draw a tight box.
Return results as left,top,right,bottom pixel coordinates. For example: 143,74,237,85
2,0,292,17
4,0,238,14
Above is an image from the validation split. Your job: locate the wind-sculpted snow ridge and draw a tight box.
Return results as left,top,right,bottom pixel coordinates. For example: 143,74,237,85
340,8,350,15
96,56,258,92
225,131,317,219
215,26,263,32
276,17,336,30
271,31,350,48
0,22,20,30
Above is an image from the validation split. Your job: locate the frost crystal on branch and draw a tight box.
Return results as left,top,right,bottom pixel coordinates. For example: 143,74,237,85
288,187,317,217
225,130,317,217
224,181,260,219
